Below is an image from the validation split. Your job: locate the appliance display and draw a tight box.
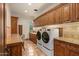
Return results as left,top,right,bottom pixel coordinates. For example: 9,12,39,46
41,28,59,56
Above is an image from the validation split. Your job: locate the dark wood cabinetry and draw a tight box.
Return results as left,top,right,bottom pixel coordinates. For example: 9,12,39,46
68,43,79,56
54,40,68,56
29,33,37,44
54,39,79,56
34,3,79,27
48,11,55,24
62,4,70,22
7,42,23,56
62,4,76,22
76,3,79,21
54,9,60,24
71,4,76,22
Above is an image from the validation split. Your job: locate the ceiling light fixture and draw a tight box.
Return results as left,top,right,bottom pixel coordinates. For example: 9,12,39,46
28,3,32,5
25,10,28,13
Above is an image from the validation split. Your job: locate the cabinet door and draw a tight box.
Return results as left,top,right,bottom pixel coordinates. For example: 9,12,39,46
76,3,79,21
54,45,66,56
62,4,70,23
43,14,48,25
59,7,64,24
54,9,60,24
70,4,76,22
54,40,66,56
46,14,49,25
37,18,40,26
54,7,64,24
48,11,55,25
8,44,22,56
69,43,79,56
40,16,44,26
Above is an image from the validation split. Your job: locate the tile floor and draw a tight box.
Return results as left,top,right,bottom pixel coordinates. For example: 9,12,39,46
22,40,46,56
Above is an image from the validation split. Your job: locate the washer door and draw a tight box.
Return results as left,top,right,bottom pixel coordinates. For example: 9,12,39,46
36,31,41,40
42,32,49,43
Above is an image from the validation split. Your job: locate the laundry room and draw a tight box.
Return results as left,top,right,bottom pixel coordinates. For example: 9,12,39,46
1,3,79,56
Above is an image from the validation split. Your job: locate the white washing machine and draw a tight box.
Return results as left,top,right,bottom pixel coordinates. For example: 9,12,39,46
36,29,43,49
41,28,59,56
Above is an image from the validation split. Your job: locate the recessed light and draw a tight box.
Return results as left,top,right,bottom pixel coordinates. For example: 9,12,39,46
28,3,32,6
34,9,38,11
25,10,28,13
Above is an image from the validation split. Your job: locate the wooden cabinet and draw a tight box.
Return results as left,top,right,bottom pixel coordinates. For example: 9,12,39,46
40,16,44,26
11,16,18,34
54,39,79,56
69,43,79,56
43,14,49,25
29,33,37,44
48,11,55,25
34,3,79,27
71,4,76,22
7,42,23,56
54,8,61,24
55,9,60,24
62,4,76,22
76,3,79,21
54,40,68,56
62,4,70,22
69,51,79,56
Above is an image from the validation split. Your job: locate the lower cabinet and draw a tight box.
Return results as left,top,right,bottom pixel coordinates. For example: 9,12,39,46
54,40,68,56
7,42,23,56
54,44,66,56
29,33,37,44
54,39,79,56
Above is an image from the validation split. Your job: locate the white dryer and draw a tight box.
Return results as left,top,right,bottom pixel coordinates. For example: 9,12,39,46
36,29,43,49
42,28,59,56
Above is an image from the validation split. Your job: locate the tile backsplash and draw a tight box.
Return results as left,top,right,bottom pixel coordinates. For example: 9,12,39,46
63,22,79,39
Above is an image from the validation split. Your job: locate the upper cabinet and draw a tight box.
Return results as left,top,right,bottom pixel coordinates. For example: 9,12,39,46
76,3,79,21
62,4,71,22
54,7,63,24
62,4,76,22
34,3,79,27
48,11,55,25
71,4,76,22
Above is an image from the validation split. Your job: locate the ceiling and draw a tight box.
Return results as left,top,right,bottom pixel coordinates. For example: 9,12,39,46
9,3,60,20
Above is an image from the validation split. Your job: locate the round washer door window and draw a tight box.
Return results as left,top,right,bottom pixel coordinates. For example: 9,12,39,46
42,32,49,43
36,31,41,40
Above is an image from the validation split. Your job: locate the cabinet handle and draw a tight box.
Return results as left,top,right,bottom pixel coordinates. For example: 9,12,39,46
64,20,71,23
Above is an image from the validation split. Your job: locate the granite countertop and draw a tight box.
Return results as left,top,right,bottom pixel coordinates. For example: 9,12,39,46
55,37,79,45
6,34,22,45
